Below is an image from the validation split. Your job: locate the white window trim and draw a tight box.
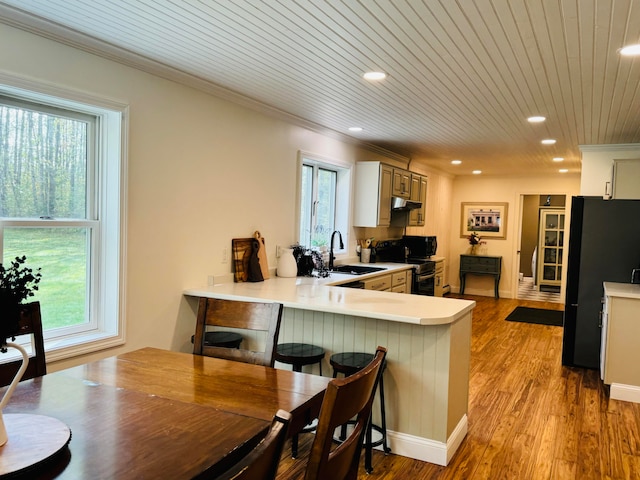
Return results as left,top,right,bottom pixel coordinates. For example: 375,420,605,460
0,71,128,363
296,150,351,254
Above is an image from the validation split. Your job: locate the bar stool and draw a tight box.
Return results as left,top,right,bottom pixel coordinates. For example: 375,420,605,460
330,351,391,473
274,342,325,458
274,342,325,374
190,331,243,349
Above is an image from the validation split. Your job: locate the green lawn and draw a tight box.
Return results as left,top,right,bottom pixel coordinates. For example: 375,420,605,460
4,228,87,330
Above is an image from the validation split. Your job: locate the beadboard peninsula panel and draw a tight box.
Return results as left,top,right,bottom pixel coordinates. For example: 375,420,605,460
276,307,471,449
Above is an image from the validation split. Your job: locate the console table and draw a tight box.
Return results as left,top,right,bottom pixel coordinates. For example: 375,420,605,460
459,254,502,298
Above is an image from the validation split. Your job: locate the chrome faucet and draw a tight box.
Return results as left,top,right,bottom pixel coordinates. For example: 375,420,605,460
329,230,344,271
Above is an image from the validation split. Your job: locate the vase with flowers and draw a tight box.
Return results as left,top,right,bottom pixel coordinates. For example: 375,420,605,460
0,255,41,445
468,232,486,255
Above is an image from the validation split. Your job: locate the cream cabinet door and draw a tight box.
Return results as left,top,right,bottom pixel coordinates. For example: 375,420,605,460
392,168,411,198
409,174,427,226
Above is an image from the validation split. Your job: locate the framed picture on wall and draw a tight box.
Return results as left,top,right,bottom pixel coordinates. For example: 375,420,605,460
460,202,508,239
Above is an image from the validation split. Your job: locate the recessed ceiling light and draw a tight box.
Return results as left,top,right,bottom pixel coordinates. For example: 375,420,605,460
527,116,546,123
472,170,482,175
363,71,387,81
348,127,363,132
552,157,564,162
451,160,462,165
559,169,569,173
541,139,556,145
619,44,640,56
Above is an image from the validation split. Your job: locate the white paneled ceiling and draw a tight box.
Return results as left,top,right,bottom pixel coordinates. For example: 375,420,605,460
2,0,640,176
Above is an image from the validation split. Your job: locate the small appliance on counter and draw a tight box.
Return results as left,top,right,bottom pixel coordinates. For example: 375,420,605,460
632,268,640,284
403,235,437,258
375,237,438,296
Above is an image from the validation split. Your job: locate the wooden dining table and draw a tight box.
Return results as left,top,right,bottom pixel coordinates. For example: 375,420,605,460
0,347,330,479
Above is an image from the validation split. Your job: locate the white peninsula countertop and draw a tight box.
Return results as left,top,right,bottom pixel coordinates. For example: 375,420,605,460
184,263,475,325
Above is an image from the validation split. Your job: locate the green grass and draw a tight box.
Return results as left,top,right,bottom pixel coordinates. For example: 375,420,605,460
4,228,87,330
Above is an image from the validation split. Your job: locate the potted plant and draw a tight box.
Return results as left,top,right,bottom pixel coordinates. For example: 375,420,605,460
0,255,41,446
0,255,42,351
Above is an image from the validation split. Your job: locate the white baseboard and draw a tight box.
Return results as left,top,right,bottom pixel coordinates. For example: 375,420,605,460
610,383,640,404
380,415,468,466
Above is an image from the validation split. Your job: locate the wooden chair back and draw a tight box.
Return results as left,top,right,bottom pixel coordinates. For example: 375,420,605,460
304,346,387,480
216,409,291,480
193,298,283,367
0,301,46,387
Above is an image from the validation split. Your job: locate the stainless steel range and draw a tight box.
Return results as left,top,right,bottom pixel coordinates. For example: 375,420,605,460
406,257,436,296
375,239,436,296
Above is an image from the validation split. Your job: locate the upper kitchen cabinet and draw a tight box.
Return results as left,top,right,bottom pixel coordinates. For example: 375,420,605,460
392,168,411,199
408,174,427,226
612,159,640,199
354,162,393,227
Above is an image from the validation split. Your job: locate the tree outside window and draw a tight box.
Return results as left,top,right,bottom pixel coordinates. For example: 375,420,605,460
1,100,93,332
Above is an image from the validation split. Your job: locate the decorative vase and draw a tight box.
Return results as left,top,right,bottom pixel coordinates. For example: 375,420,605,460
0,342,29,446
277,248,298,277
470,245,477,255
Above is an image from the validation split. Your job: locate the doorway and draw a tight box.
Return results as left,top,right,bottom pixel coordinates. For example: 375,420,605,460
517,194,565,303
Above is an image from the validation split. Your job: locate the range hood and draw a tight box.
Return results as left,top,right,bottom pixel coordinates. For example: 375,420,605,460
391,196,422,211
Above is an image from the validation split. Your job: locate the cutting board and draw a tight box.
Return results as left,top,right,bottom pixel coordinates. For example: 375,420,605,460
254,231,270,279
232,238,252,282
232,237,266,282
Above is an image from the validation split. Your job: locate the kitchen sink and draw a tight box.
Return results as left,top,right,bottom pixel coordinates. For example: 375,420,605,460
332,265,387,275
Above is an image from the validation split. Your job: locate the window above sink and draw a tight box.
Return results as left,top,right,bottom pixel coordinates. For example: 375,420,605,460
296,151,351,252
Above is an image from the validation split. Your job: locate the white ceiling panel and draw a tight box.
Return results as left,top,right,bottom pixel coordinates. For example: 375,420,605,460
1,0,639,176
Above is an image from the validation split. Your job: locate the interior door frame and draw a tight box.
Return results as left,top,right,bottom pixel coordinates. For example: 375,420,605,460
511,192,570,301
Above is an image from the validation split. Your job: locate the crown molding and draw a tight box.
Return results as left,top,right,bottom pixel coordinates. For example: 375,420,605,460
579,143,640,153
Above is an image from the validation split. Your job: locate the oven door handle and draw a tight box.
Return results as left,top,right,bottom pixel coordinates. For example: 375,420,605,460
416,272,435,281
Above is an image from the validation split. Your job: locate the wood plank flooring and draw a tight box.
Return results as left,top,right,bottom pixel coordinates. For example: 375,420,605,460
276,295,640,479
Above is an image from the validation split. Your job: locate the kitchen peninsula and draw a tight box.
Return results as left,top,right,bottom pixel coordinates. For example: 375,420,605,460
184,264,475,466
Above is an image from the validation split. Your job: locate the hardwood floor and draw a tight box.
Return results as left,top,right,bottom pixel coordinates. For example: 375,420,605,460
276,295,640,479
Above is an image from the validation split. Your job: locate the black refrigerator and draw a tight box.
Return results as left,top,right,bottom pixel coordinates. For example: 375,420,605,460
562,196,640,369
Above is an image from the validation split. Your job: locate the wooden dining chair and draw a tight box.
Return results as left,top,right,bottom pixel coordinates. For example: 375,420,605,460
215,409,291,480
193,297,283,367
0,301,46,387
304,346,387,480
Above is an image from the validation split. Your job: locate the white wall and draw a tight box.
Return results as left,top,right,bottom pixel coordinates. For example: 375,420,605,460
0,23,402,369
405,164,454,285
449,174,581,298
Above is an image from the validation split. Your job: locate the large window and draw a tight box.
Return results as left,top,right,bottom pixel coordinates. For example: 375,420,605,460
297,152,350,251
0,81,125,361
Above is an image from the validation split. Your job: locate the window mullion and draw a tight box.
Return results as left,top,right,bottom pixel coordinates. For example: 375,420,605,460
310,165,320,246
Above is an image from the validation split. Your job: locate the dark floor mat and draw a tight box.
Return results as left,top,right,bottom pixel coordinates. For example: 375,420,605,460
505,306,563,326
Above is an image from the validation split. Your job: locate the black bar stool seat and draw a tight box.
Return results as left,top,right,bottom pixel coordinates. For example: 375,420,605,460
275,342,325,374
190,331,243,349
275,342,325,458
330,351,391,473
